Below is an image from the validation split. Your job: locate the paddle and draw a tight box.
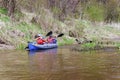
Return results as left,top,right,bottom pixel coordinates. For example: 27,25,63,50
45,31,53,37
46,33,64,44
57,33,64,37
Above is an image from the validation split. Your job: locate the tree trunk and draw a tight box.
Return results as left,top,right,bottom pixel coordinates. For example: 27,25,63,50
8,0,16,17
2,0,9,9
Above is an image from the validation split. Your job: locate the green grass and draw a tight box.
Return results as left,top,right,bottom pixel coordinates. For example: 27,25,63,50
58,37,74,46
115,43,120,49
0,8,10,22
0,7,67,49
0,16,10,22
15,10,24,21
81,42,97,50
84,4,105,21
0,7,8,14
52,6,61,15
16,43,27,50
0,18,43,49
10,22,43,49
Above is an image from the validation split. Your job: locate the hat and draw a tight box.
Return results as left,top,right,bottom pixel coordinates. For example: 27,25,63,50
37,34,43,37
37,34,45,39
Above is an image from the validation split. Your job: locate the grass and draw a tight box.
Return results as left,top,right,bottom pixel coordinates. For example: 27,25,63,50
0,12,43,49
115,43,120,49
0,7,7,14
52,6,61,15
0,7,76,49
0,8,10,22
9,22,43,49
81,43,96,50
0,15,10,22
58,37,75,46
0,6,119,50
15,10,24,21
16,43,26,50
84,3,105,21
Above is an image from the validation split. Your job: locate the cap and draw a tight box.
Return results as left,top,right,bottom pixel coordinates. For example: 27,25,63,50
37,34,45,39
37,34,43,37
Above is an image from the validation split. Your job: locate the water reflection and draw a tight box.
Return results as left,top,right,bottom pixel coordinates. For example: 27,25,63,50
29,48,57,56
27,48,120,80
1,48,120,80
28,48,58,73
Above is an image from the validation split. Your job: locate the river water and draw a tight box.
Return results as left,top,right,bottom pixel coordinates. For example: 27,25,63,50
0,47,120,80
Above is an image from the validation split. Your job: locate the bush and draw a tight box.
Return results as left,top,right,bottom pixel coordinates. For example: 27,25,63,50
0,7,8,14
84,3,105,21
58,37,74,46
81,42,96,50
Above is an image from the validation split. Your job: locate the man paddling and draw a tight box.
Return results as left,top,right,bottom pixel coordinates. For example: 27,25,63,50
35,34,46,45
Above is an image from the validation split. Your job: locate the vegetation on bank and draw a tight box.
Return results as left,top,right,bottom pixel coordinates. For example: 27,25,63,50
0,0,120,50
0,8,38,49
1,6,120,50
0,7,75,49
1,0,120,22
73,41,120,51
58,37,75,46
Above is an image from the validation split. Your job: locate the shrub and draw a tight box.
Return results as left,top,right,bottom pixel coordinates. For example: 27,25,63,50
81,42,96,50
84,3,105,21
0,7,8,14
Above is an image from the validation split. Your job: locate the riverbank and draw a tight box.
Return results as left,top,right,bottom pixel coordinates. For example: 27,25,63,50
72,40,120,52
0,8,120,50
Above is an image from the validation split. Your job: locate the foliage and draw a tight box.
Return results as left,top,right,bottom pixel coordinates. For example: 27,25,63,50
0,15,10,22
58,37,74,46
0,8,10,22
16,43,26,50
0,7,8,14
84,3,105,21
104,0,119,23
52,7,61,15
0,14,43,49
81,43,96,50
115,43,120,49
14,10,24,21
1,0,120,50
2,0,16,17
1,0,120,22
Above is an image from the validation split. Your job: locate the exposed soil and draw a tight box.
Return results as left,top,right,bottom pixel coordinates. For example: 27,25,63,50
0,44,15,50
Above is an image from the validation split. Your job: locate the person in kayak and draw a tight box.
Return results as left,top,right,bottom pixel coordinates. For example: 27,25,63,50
36,34,46,45
46,35,57,43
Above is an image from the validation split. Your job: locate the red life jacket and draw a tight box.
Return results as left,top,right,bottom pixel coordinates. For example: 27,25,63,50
37,37,45,44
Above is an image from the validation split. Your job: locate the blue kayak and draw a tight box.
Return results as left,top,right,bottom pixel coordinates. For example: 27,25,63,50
28,42,58,51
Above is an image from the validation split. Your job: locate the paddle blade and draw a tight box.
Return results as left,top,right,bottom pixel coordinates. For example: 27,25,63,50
46,31,53,36
57,33,64,37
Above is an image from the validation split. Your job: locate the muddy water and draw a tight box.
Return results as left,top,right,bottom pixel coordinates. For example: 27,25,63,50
0,48,120,80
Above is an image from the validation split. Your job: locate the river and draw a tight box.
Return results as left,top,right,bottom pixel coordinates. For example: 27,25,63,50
0,47,120,80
